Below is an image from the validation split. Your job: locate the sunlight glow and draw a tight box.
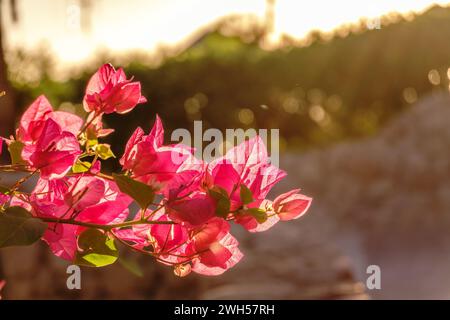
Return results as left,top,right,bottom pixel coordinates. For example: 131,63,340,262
3,0,449,66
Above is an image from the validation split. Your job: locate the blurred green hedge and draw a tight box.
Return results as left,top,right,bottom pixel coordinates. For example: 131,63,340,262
9,6,450,164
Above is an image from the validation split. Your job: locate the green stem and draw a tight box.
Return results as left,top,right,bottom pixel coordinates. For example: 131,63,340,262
95,172,114,181
77,111,100,139
0,165,32,173
10,170,37,192
39,216,175,231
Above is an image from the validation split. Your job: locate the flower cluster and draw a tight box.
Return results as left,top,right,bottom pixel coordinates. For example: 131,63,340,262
0,64,311,276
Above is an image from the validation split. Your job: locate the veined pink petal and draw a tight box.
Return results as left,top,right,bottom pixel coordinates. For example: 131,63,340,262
112,67,127,84
49,111,83,136
42,223,79,261
34,118,62,150
113,227,150,250
120,126,145,167
27,121,81,180
149,214,188,252
165,167,204,200
36,150,78,180
30,174,134,260
83,93,102,113
199,242,232,267
220,136,268,175
29,178,69,218
84,63,116,97
121,115,204,197
133,147,193,182
247,164,287,200
90,160,101,174
83,63,146,114
209,136,286,209
76,202,129,225
17,95,53,142
10,196,33,211
75,180,132,224
146,115,164,148
167,192,216,226
68,176,106,211
17,95,83,144
190,233,243,276
109,82,143,114
209,162,241,195
191,218,230,250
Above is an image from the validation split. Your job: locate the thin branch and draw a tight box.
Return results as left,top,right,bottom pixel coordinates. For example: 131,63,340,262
77,111,100,139
39,216,175,231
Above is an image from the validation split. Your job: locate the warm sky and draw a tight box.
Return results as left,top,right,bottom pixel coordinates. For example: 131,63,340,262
3,0,450,65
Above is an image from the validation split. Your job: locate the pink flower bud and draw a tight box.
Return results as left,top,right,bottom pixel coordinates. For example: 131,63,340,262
273,189,312,221
174,264,191,277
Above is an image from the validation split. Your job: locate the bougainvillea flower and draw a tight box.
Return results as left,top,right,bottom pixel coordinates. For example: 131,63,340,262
21,119,81,179
234,200,280,233
112,225,152,251
187,218,243,275
42,223,79,261
0,194,9,206
166,191,216,226
12,96,83,179
0,62,314,279
148,211,189,254
206,136,287,230
83,63,147,114
208,137,286,206
120,115,204,194
85,112,115,138
29,175,132,260
17,95,83,143
273,189,312,221
30,175,132,224
113,209,190,265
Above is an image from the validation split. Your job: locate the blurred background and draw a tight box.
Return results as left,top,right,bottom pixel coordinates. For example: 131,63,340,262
1,0,450,299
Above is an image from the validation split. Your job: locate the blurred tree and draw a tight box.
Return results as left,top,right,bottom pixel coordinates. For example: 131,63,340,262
265,0,275,34
0,0,18,296
7,5,450,154
0,0,17,137
80,0,92,34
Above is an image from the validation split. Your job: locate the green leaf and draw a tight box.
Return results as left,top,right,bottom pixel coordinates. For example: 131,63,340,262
72,160,91,173
0,185,9,195
74,229,118,267
86,127,98,148
113,174,155,210
239,184,253,205
95,144,115,160
119,257,144,277
209,186,230,218
0,206,47,248
246,208,268,224
87,139,98,149
8,140,26,165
